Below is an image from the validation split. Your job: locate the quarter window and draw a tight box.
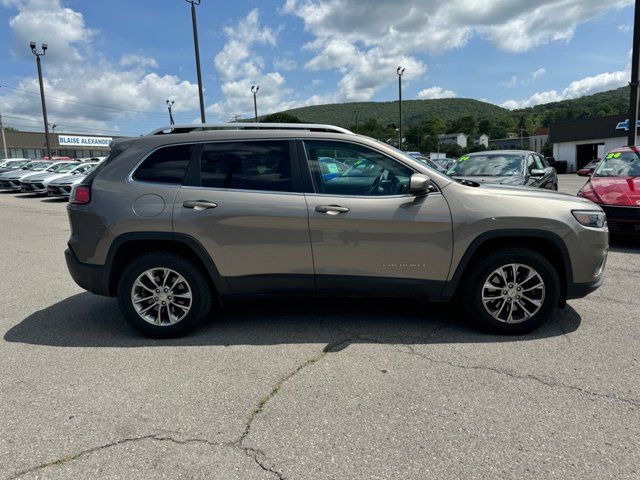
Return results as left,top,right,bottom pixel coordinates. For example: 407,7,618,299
200,141,292,192
304,141,414,196
133,144,195,184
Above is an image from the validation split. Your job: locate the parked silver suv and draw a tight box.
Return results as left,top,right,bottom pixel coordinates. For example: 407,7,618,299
65,124,608,337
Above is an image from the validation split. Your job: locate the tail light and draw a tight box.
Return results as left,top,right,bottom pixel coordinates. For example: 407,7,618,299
70,185,91,204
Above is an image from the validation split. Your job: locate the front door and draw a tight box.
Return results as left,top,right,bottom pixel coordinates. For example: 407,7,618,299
300,140,453,297
173,139,314,294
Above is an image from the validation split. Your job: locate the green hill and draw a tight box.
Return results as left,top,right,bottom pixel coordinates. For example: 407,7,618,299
281,98,510,128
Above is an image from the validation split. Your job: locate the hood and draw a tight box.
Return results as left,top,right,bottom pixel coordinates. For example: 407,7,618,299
589,177,640,206
48,174,86,186
452,175,526,186
479,182,592,203
21,171,63,182
0,169,37,180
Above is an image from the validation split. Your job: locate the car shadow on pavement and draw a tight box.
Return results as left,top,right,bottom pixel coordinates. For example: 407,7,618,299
609,235,640,254
4,293,581,348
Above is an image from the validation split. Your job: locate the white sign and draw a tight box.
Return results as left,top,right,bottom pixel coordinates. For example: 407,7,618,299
58,135,112,148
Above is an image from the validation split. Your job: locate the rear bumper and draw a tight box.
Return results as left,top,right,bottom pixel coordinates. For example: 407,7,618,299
65,247,112,296
566,276,603,300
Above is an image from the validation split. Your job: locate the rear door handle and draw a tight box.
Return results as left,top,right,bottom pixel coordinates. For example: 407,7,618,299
315,205,350,215
183,200,218,211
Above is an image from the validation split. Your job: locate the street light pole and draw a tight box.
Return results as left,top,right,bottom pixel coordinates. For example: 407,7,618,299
251,85,260,123
397,66,405,150
186,0,206,123
30,41,52,159
166,100,175,125
0,111,8,159
628,0,640,146
49,123,57,155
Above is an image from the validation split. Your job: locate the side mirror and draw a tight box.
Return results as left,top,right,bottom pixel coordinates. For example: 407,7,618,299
410,173,431,196
576,169,590,177
530,169,545,177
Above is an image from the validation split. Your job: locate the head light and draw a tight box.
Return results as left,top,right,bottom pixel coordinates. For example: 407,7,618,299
572,210,606,228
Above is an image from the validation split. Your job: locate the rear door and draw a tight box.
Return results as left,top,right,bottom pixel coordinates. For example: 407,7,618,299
172,139,314,294
300,139,453,297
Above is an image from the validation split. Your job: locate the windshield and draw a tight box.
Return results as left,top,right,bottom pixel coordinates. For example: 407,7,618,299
447,154,524,177
2,160,28,168
594,151,640,177
56,163,81,173
45,162,74,172
26,161,53,171
380,142,449,177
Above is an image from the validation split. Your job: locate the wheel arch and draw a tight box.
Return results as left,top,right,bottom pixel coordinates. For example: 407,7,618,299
106,232,230,297
443,229,572,303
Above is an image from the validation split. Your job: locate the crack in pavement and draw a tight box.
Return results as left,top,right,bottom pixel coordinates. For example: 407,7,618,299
395,344,640,408
234,341,343,480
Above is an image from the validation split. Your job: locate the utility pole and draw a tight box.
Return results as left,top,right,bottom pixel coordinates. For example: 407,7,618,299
354,110,359,134
166,100,175,125
30,41,52,159
397,66,405,150
628,0,640,146
0,111,7,159
49,123,57,155
185,0,206,123
251,85,260,123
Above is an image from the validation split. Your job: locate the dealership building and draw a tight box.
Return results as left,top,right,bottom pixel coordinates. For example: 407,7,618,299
0,130,121,160
549,114,629,172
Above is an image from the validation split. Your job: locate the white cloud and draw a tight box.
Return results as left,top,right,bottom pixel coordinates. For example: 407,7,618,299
208,10,301,120
501,68,630,109
273,57,297,71
532,68,546,80
618,24,631,32
417,86,457,100
503,75,519,88
0,0,200,134
2,0,95,62
284,0,631,103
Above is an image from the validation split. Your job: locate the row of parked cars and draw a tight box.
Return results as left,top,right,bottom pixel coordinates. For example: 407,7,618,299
0,157,104,198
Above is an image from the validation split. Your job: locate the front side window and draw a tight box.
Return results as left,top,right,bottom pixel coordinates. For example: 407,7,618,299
199,141,292,192
133,144,194,184
304,141,413,196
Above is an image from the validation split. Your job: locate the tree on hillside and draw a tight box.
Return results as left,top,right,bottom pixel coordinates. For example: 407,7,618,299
260,112,302,123
448,115,477,135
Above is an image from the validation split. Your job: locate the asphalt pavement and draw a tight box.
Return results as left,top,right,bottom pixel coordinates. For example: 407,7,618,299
0,175,638,479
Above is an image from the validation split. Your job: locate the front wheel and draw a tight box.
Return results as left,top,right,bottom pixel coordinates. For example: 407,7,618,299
117,252,212,338
460,248,560,334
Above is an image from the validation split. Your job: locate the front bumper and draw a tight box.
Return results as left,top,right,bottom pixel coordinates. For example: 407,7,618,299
601,205,640,235
47,185,73,197
0,179,21,191
20,182,47,194
566,275,603,300
65,247,112,296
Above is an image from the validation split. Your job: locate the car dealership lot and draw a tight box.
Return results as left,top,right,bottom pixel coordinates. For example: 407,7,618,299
0,175,638,479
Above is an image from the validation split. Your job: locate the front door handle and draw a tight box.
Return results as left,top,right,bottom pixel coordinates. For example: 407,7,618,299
315,205,350,215
183,200,218,211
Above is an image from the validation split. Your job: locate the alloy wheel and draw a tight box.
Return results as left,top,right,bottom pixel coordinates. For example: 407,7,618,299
481,263,545,324
130,268,193,326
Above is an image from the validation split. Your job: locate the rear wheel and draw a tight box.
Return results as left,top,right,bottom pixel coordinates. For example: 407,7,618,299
460,248,560,334
117,252,212,338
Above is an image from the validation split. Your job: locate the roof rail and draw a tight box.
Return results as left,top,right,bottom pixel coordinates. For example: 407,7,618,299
147,123,354,136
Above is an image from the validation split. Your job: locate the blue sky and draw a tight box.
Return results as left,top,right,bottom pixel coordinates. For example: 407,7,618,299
0,0,634,136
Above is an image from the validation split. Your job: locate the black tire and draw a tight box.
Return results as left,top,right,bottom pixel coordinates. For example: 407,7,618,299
460,248,560,334
117,252,212,338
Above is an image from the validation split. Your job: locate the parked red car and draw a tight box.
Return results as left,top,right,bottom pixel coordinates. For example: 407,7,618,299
578,147,640,235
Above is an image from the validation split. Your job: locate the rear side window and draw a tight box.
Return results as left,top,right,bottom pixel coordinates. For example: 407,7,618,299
133,144,195,184
200,141,292,192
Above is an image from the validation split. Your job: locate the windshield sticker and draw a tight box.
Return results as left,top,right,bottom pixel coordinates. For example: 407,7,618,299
605,152,621,160
458,155,470,162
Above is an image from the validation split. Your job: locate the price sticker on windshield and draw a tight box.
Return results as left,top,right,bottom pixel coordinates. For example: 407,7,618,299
458,155,470,162
605,152,621,160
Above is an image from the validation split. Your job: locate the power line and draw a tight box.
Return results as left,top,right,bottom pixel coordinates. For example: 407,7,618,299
4,116,141,136
0,84,197,118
